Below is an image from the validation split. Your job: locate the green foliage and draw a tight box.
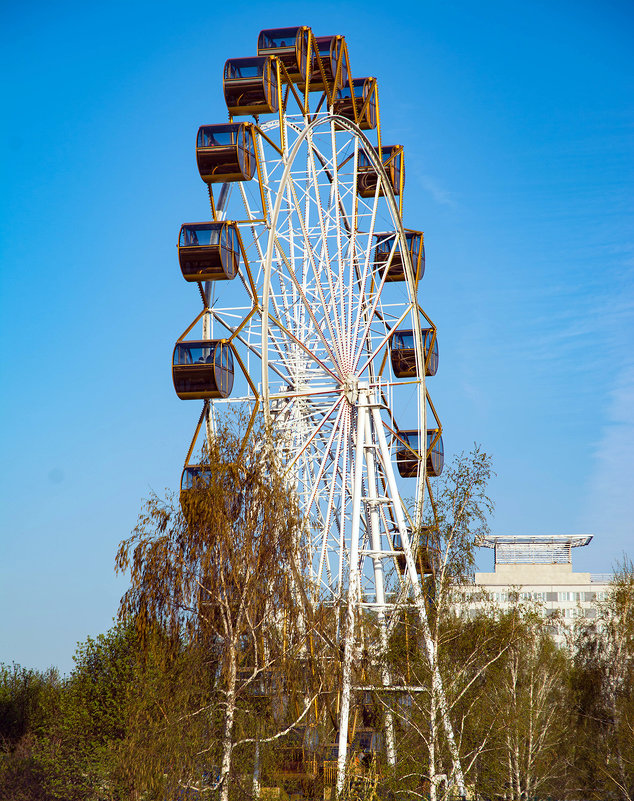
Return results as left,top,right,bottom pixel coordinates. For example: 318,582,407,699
5,435,634,801
0,663,60,749
114,413,308,799
426,444,495,585
34,625,141,800
476,613,572,799
117,636,224,799
0,664,60,801
0,626,141,800
570,558,634,800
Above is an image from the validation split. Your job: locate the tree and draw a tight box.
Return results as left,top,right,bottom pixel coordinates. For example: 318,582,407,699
0,663,60,751
0,663,60,801
0,629,140,801
571,559,634,801
47,625,142,800
477,611,572,800
382,446,501,800
115,414,311,800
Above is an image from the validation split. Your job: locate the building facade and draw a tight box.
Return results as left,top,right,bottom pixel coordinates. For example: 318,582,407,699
463,535,611,640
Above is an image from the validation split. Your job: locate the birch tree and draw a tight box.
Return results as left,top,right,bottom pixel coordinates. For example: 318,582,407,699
383,447,500,800
481,615,571,800
572,560,634,800
115,415,308,801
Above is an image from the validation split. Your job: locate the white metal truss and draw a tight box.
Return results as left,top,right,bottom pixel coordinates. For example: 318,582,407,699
184,109,465,797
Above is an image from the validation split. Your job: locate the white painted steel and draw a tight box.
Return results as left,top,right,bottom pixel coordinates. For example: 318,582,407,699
194,109,465,794
336,385,366,794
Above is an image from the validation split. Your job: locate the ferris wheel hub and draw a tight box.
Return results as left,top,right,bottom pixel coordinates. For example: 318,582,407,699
342,376,369,406
342,375,359,405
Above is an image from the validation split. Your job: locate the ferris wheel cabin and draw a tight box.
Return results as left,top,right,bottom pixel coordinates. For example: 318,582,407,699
180,465,212,524
373,230,424,282
257,26,311,83
352,728,384,756
299,35,347,93
333,77,377,130
181,466,243,523
390,328,439,378
236,668,285,709
224,56,279,116
392,528,438,574
196,124,256,184
357,145,404,198
178,222,241,283
271,725,321,780
172,340,234,400
181,465,212,492
396,429,444,478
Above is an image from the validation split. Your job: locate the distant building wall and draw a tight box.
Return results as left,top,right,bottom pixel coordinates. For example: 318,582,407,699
457,535,611,642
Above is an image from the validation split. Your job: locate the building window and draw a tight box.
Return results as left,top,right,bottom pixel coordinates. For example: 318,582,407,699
559,592,583,602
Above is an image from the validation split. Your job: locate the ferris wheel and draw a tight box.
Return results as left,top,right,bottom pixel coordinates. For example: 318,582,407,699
173,26,463,796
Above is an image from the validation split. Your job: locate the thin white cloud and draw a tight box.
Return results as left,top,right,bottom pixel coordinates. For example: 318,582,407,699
583,363,634,553
418,174,456,207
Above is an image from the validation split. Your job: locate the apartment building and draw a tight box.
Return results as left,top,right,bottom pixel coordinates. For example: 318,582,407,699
461,535,611,639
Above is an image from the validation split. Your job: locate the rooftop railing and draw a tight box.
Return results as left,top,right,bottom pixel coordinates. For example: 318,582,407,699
590,573,613,584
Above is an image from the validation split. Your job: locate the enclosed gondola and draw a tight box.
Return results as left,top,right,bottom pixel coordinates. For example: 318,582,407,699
333,77,377,130
224,56,279,116
196,123,256,184
178,221,241,283
392,528,438,574
181,465,212,492
257,26,311,84
390,328,438,378
373,230,424,282
357,145,404,198
179,465,212,522
396,429,444,478
298,35,347,94
235,668,278,704
172,340,234,400
271,726,320,779
352,728,384,758
181,465,242,522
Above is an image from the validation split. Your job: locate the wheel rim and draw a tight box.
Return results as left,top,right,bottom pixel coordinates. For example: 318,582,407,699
252,114,427,603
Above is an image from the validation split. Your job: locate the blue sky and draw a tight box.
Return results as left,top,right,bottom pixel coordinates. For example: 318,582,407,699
1,0,632,673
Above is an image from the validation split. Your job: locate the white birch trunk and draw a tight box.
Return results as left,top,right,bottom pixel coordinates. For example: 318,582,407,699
429,679,437,801
219,639,237,801
252,736,261,799
371,404,466,796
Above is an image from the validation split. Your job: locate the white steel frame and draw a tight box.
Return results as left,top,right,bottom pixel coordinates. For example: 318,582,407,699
186,109,465,797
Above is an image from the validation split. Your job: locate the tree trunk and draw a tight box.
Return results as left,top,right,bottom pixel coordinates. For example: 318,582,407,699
429,679,437,801
220,640,238,801
253,735,261,799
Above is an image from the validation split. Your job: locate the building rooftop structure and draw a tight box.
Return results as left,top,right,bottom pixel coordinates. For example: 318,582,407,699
479,534,592,563
475,534,605,587
463,534,612,644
